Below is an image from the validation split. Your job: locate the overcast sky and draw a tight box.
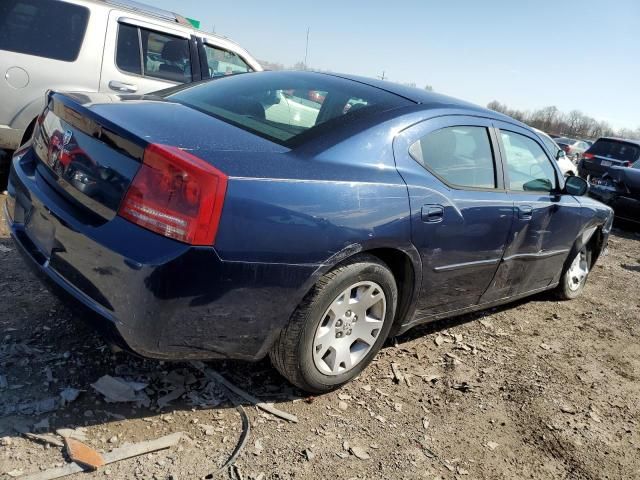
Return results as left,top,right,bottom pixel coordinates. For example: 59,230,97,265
153,0,640,130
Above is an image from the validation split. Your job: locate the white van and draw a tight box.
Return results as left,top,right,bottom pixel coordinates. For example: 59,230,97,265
0,0,262,153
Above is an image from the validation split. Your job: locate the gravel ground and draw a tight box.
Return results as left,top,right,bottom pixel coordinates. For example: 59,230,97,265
1,193,639,480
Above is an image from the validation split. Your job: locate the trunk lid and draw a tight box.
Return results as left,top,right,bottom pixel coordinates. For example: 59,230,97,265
31,92,286,222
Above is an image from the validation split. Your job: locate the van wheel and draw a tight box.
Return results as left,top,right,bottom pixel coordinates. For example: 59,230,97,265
556,247,591,300
270,254,397,393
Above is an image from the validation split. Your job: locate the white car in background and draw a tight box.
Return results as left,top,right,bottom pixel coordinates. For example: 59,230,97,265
534,128,577,176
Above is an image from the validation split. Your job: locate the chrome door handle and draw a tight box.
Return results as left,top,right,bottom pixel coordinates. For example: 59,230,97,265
421,204,444,223
518,205,533,220
108,81,138,93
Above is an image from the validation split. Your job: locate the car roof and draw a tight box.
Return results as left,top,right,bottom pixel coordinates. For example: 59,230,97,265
596,137,640,147
320,72,519,123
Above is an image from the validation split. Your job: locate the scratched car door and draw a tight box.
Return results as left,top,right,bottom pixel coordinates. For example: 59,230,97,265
483,122,582,300
393,116,514,319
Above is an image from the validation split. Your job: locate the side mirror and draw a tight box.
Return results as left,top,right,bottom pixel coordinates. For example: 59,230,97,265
564,175,589,196
556,150,567,160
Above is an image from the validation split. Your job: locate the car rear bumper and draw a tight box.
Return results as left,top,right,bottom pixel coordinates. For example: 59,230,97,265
5,153,319,361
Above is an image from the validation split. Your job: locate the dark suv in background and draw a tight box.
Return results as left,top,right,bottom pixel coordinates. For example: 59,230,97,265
579,138,640,180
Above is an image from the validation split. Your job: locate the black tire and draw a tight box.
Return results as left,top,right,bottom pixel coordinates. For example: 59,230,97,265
270,254,397,393
556,246,592,300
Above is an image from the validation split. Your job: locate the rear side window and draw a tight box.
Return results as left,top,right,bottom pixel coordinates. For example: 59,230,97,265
501,131,557,192
409,126,497,189
165,72,410,146
203,44,252,78
0,0,89,62
116,23,192,83
588,139,640,162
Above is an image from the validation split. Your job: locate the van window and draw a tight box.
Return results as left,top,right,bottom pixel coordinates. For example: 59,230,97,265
0,0,89,62
409,126,497,189
203,44,252,78
116,23,192,83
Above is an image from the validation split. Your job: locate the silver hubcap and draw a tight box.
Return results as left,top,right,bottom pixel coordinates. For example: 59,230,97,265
313,281,386,376
567,249,589,291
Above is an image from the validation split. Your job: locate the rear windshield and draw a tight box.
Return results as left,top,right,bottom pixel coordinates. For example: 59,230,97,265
0,0,89,62
164,72,411,147
555,137,575,145
588,139,640,162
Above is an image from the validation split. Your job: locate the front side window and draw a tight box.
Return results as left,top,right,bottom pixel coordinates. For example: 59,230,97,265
501,131,557,192
0,0,89,62
409,126,497,189
165,72,409,146
116,24,192,83
203,44,252,77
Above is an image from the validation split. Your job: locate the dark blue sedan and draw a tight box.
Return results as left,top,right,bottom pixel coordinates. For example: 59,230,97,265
4,71,613,392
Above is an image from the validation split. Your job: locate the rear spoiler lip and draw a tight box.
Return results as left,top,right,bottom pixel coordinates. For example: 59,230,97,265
47,91,148,163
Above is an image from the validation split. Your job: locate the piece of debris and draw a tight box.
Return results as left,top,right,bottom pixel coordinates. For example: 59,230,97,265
338,393,351,401
479,319,493,329
56,428,88,442
361,385,372,392
65,437,106,470
589,410,602,423
349,446,370,460
7,470,23,478
33,418,50,432
422,417,430,431
540,343,552,351
0,245,13,253
91,375,149,405
452,382,474,393
24,432,65,448
444,352,463,365
453,334,463,344
157,387,186,409
204,406,250,478
486,441,499,451
59,388,81,405
338,401,348,411
434,335,445,347
191,361,298,423
303,448,315,461
19,433,183,480
108,436,118,444
560,405,577,414
1,436,13,446
457,466,469,475
0,374,8,389
390,363,404,384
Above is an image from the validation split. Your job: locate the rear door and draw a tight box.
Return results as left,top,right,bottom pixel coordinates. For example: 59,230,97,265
394,116,514,318
482,122,582,301
100,10,199,95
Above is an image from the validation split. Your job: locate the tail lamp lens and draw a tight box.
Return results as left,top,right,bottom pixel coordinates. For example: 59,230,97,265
118,144,227,245
583,153,594,160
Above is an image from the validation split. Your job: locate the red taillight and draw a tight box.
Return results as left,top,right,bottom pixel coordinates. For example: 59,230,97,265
118,144,227,245
623,161,631,167
583,153,594,160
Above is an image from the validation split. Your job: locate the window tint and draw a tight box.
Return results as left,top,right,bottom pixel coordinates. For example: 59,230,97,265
501,131,557,192
538,133,560,156
165,72,410,146
116,24,192,83
116,23,141,75
588,139,640,162
142,29,192,83
0,0,88,62
203,44,252,78
409,126,496,189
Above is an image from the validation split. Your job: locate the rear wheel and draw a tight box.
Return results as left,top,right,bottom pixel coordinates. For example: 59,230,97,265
556,246,591,300
270,254,397,393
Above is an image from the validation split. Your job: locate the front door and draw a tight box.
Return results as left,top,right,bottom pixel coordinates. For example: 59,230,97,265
482,123,583,301
394,116,514,319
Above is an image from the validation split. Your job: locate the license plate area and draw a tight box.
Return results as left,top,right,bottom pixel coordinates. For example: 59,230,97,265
25,207,56,259
600,160,612,167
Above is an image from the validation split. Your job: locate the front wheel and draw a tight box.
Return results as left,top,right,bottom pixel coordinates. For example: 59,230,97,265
270,254,397,393
556,247,591,300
